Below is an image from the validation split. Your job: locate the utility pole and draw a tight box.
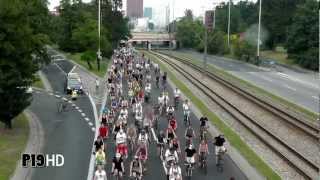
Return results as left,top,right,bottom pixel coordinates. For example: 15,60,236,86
204,27,208,70
227,0,231,48
256,0,262,66
97,0,101,70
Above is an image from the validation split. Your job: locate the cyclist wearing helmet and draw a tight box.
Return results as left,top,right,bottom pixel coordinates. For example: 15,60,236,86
130,156,143,179
111,153,125,177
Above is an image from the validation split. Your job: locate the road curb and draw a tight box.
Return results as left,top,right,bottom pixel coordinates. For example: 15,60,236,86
10,110,44,180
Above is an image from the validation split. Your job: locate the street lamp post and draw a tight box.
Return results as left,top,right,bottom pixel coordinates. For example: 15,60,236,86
227,0,231,48
256,0,262,66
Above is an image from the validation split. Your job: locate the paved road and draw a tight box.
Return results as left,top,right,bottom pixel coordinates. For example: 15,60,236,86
99,55,247,180
175,50,319,113
30,59,96,180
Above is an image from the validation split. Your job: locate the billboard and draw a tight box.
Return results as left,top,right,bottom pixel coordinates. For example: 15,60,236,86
205,10,214,31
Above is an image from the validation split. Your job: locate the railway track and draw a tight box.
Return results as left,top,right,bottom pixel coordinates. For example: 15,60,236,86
149,51,319,180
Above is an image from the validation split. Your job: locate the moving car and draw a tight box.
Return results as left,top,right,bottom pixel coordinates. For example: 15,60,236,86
65,73,83,94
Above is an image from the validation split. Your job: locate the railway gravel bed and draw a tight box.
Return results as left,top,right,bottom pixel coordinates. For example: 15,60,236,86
150,51,319,180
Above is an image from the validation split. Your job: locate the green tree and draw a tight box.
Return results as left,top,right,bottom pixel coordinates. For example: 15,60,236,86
286,0,318,70
207,31,228,55
0,0,49,128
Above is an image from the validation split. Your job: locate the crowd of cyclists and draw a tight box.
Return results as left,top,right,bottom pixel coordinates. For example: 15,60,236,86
92,46,227,180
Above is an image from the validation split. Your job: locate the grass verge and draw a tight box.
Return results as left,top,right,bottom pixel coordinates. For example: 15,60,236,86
33,73,44,89
167,51,317,121
142,50,281,180
63,52,109,78
0,113,29,180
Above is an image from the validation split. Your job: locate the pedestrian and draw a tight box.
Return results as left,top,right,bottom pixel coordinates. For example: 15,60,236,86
95,78,100,91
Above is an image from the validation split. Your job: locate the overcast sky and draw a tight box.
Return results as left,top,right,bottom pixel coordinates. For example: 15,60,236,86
48,0,250,25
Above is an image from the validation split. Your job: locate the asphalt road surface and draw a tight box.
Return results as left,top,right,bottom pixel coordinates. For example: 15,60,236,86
30,59,96,180
100,56,247,180
176,50,319,113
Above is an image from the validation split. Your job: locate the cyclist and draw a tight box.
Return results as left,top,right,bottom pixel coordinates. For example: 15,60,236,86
166,105,175,118
94,165,107,180
94,136,104,153
95,148,106,166
121,98,128,109
99,123,108,140
182,99,190,116
198,140,209,166
137,129,149,146
130,155,143,180
157,130,166,159
185,144,196,167
155,74,160,88
135,110,143,131
165,147,179,166
168,162,182,180
111,153,125,178
111,97,118,111
166,127,176,144
101,114,107,126
184,125,195,146
158,93,164,114
116,129,128,158
144,82,151,103
135,143,148,171
173,88,180,107
168,117,177,132
163,91,170,108
213,134,227,165
162,72,167,88
127,125,137,150
170,138,181,155
200,116,208,130
118,112,127,127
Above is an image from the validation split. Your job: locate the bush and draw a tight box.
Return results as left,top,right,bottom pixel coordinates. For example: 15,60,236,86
207,31,228,55
290,48,318,71
233,39,255,62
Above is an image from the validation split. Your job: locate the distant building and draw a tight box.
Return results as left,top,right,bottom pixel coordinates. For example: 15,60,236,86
127,0,143,18
144,7,152,19
50,6,60,16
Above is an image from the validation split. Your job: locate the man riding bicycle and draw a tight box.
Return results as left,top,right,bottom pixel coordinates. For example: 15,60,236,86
213,134,227,165
165,147,179,167
185,144,196,167
111,153,125,178
199,116,209,140
184,125,195,146
130,155,143,179
166,105,175,118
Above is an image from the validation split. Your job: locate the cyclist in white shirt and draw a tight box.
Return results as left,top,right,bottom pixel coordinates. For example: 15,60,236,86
182,99,190,115
94,165,107,180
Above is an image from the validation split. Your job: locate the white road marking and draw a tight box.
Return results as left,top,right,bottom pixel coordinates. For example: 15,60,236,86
91,127,95,132
54,63,67,75
312,96,319,100
78,109,83,113
62,97,68,101
55,95,61,98
75,106,79,110
277,72,290,78
49,93,54,96
162,161,168,175
81,113,86,117
68,100,73,104
151,128,158,142
88,122,93,126
284,84,296,91
69,65,77,73
85,117,90,121
72,103,76,107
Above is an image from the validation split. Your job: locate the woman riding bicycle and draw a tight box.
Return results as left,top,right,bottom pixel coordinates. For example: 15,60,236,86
130,155,143,180
168,162,182,180
198,139,209,166
111,153,125,178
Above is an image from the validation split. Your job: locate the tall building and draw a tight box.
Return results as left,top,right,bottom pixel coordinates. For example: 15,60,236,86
143,7,152,19
126,0,143,18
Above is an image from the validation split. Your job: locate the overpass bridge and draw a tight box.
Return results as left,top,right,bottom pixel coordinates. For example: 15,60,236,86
128,32,177,49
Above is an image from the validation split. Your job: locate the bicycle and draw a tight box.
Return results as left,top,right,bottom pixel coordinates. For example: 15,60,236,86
185,161,193,180
199,126,208,141
184,111,191,126
157,142,165,160
199,152,207,174
111,170,124,180
216,149,225,172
